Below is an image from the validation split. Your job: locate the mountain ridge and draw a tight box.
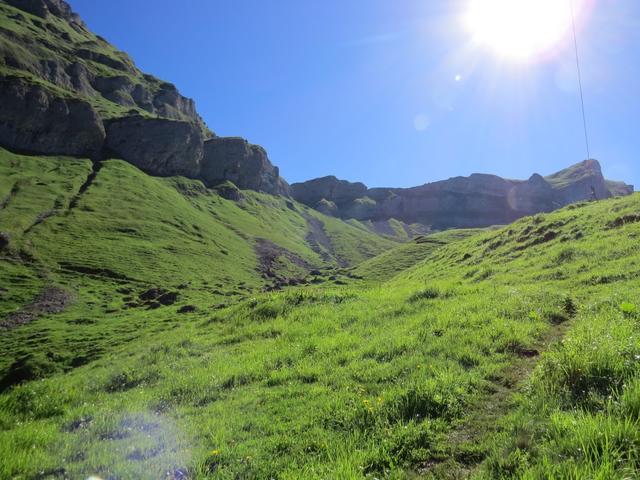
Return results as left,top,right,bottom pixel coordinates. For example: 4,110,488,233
291,159,634,229
0,0,634,230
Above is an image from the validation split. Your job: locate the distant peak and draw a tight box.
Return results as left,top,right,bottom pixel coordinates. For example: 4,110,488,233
582,158,602,171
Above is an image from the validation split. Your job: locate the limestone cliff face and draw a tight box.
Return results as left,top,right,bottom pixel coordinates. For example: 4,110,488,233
291,161,634,229
546,160,611,204
0,0,289,196
290,176,367,207
0,76,104,157
201,138,289,196
0,0,634,207
104,116,203,178
0,0,204,131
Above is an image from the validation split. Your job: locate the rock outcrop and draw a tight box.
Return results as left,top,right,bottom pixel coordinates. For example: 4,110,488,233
290,176,367,207
291,160,634,230
0,0,633,213
201,138,289,195
0,76,105,157
606,180,635,197
0,0,207,133
104,116,203,178
0,0,291,196
4,0,85,28
546,159,611,204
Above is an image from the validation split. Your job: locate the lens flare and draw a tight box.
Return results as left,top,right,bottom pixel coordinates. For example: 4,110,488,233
465,0,581,61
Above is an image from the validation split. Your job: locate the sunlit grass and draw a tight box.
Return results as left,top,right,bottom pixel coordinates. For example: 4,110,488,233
1,147,639,477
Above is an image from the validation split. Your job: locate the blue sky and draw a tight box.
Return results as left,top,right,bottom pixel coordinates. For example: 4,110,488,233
69,0,639,189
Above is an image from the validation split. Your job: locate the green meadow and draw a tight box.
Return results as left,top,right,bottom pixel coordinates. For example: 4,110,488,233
1,147,639,479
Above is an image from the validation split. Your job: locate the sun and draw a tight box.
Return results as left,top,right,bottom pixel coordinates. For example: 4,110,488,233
465,0,574,61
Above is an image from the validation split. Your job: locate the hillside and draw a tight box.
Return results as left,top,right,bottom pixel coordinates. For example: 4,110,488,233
0,146,395,386
1,172,639,477
1,1,639,479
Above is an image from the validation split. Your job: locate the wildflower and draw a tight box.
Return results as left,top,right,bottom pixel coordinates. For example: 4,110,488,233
209,449,220,456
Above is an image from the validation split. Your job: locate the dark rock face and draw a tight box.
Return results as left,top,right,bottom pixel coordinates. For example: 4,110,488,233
201,137,289,195
290,176,367,207
546,159,611,204
104,116,202,178
0,76,105,157
606,180,635,197
152,82,198,122
4,0,85,27
292,160,634,230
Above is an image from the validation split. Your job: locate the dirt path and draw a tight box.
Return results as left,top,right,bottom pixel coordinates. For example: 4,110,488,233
416,320,571,478
302,213,347,267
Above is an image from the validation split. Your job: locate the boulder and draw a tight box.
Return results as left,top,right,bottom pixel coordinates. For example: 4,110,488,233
213,181,243,201
201,137,289,195
104,116,202,178
0,76,105,157
315,198,338,217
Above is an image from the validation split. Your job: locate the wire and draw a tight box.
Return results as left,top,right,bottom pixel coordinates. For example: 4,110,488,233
570,0,591,161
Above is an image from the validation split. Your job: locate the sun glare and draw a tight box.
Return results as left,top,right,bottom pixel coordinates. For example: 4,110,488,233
466,0,576,61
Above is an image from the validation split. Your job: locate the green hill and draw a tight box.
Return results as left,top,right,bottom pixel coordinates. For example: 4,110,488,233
353,229,488,282
0,146,395,388
0,2,639,479
1,152,639,478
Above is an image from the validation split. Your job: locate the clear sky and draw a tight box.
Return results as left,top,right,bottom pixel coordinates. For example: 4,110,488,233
69,0,639,189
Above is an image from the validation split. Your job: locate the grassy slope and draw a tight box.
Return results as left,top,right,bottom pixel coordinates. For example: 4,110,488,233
0,148,394,386
1,153,638,478
353,229,485,282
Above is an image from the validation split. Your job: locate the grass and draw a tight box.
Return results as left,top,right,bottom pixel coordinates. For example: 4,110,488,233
353,229,483,282
0,148,394,389
1,144,639,478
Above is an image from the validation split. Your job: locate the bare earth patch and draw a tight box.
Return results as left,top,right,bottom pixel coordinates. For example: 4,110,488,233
0,286,73,329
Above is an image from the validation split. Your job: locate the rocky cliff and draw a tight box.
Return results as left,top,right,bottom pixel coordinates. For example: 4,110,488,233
0,0,288,195
291,160,634,230
0,0,633,221
202,138,289,196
